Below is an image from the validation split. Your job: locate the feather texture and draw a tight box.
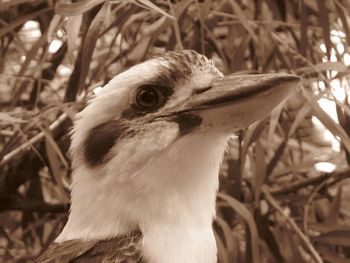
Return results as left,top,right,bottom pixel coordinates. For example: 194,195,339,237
37,231,142,263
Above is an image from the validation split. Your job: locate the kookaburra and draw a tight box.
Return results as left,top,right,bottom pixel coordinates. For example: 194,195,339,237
37,50,299,263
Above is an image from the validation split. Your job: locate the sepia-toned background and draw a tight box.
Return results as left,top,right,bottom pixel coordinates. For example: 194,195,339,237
0,0,350,262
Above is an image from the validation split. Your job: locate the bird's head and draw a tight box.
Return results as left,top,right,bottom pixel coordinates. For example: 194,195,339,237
60,50,299,247
71,50,298,176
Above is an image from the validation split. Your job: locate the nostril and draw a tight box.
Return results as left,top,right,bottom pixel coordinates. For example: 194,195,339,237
194,86,212,94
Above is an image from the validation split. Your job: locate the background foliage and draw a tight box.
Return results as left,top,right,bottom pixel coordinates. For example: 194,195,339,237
1,0,350,262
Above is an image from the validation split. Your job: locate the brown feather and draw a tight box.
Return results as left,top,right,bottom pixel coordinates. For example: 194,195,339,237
36,231,143,263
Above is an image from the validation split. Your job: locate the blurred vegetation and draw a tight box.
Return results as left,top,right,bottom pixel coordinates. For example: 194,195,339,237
0,0,350,262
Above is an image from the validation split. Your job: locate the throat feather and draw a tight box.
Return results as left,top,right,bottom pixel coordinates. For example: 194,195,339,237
59,132,228,263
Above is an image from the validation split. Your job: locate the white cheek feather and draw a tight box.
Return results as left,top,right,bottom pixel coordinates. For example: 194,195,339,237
104,121,179,183
138,132,227,263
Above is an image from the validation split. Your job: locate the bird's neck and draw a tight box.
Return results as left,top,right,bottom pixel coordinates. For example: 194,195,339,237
56,133,228,263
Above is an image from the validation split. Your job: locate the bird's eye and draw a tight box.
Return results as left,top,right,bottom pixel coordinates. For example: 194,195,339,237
135,87,161,110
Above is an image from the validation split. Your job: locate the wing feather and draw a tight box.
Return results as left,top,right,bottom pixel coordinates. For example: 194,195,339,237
36,231,143,263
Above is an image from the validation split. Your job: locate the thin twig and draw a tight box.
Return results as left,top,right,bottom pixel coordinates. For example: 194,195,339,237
0,113,68,168
0,194,69,213
167,0,183,50
0,130,15,136
304,171,349,234
263,188,324,263
269,168,350,195
303,180,328,235
270,173,332,195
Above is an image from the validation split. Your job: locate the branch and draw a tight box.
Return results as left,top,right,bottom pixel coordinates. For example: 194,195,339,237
269,168,350,195
0,194,69,213
0,113,69,168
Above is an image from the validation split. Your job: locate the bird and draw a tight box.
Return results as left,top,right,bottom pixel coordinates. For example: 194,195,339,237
37,50,300,263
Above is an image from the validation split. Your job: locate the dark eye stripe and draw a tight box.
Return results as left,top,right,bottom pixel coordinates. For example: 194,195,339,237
173,113,202,136
83,121,127,167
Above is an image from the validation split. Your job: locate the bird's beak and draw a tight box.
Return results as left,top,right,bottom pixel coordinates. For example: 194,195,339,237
183,73,300,131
